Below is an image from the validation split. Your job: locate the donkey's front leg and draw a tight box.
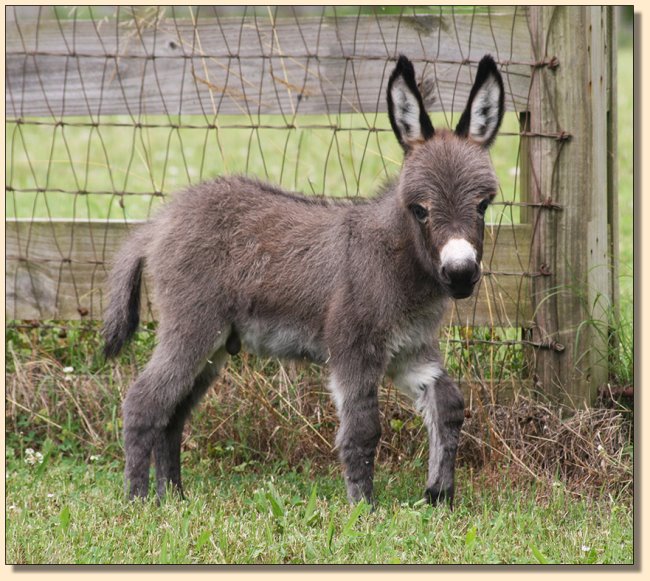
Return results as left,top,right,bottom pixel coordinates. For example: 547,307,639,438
419,371,465,507
393,357,465,507
329,369,382,505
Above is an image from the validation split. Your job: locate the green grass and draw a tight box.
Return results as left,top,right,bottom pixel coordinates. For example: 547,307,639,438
5,320,633,565
5,452,633,565
606,33,633,385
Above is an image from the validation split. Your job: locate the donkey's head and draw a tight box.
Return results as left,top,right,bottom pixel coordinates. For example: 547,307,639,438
387,55,505,299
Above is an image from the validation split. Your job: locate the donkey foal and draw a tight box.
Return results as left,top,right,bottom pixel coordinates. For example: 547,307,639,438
102,54,505,506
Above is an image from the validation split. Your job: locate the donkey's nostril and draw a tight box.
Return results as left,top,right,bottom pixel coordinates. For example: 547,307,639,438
470,263,481,284
440,265,451,285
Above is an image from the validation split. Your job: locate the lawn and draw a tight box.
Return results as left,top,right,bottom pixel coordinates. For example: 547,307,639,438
5,111,524,224
3,326,635,565
5,452,633,565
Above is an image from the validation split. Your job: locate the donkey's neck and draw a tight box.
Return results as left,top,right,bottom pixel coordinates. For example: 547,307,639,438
361,180,405,239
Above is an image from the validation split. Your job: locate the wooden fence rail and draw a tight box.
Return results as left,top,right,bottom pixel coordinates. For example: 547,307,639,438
7,10,533,118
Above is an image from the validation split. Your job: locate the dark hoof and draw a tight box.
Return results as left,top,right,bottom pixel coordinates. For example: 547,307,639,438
126,481,150,501
425,486,454,509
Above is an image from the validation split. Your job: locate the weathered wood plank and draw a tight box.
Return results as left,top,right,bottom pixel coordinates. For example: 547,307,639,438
6,219,533,326
6,11,532,118
526,7,615,407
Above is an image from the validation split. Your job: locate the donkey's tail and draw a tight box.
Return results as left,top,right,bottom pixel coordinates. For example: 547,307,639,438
101,227,148,359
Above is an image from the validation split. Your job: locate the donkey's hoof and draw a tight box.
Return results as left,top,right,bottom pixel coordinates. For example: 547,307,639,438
126,479,150,501
424,485,454,508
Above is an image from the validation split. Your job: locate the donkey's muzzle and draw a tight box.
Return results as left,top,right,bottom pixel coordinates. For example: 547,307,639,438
440,262,481,299
438,238,480,299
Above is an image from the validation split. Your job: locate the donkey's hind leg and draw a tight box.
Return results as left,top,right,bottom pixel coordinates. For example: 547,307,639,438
153,347,228,499
122,326,229,499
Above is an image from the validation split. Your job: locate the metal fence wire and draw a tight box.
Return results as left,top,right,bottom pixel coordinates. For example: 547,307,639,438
5,5,618,405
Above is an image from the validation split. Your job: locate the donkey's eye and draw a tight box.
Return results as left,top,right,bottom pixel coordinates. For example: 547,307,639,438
411,204,428,223
477,199,490,216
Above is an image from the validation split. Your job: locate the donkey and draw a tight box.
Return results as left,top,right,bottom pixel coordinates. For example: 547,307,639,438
102,54,505,506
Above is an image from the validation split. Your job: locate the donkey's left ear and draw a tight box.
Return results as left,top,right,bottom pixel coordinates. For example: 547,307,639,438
455,55,505,148
387,55,435,153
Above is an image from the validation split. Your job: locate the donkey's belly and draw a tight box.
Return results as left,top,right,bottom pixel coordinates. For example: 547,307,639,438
238,319,327,364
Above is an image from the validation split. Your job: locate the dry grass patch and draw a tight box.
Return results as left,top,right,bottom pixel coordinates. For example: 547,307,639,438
6,347,633,498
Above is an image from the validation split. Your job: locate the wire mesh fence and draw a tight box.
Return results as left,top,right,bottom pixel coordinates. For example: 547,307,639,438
6,5,618,405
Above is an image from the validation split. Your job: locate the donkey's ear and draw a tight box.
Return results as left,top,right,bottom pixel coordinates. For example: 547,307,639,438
455,55,505,148
387,55,435,153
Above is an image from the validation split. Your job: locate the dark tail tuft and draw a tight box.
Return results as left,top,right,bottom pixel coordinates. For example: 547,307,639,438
102,233,146,359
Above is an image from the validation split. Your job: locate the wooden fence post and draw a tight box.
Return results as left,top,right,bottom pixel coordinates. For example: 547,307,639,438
525,6,617,408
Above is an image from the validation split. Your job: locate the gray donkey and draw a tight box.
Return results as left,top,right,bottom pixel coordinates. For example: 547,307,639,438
102,54,505,506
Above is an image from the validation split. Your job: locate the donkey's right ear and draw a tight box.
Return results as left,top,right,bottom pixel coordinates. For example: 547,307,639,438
454,55,505,148
387,55,435,153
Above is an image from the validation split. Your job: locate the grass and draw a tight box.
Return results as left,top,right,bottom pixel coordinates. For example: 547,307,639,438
5,452,633,565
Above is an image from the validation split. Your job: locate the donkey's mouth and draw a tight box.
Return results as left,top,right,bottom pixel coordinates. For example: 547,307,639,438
440,261,482,300
448,286,475,300
444,280,478,300
438,253,481,300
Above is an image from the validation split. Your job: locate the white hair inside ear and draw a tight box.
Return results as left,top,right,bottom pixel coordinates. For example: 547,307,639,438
468,74,502,144
391,77,423,142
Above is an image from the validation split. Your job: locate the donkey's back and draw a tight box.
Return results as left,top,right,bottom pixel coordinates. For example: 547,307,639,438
147,176,350,294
